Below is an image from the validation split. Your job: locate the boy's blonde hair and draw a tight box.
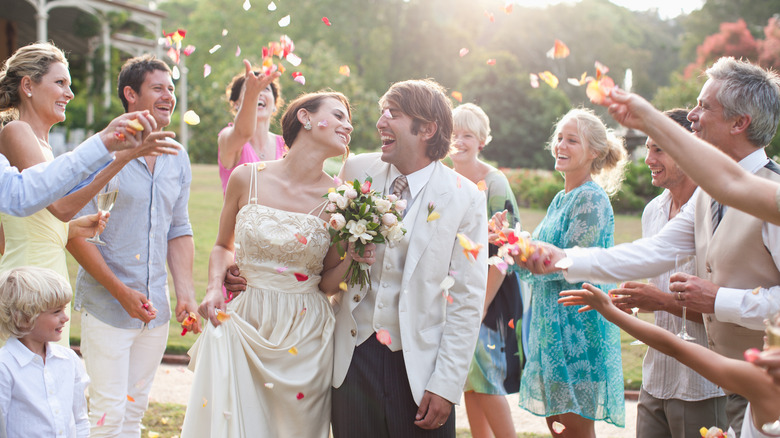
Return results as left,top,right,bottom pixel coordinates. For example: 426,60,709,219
0,267,72,340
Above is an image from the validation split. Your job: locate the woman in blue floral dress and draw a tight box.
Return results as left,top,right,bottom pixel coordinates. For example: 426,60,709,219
519,109,627,437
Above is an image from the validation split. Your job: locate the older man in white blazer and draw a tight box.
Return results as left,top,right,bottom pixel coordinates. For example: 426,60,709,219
330,79,488,438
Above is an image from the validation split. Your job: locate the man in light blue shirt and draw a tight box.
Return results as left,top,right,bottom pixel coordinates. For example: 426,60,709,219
0,111,174,217
68,55,200,438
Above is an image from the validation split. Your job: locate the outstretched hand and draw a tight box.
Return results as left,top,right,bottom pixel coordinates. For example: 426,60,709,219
100,111,167,153
241,59,282,102
596,88,656,133
558,282,613,313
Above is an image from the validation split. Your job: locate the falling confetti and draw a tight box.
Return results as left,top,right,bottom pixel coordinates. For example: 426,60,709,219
457,233,483,261
171,65,180,80
451,91,463,103
215,309,231,322
135,254,140,260
339,282,348,291
294,75,306,85
508,319,515,329
278,15,291,27
376,329,392,345
183,45,195,56
286,53,302,67
267,1,276,10
183,110,201,125
539,71,559,89
288,346,299,355
202,398,208,407
552,421,566,434
586,76,615,105
127,395,135,402
209,44,221,54
296,392,305,400
322,17,331,26
546,39,570,59
459,48,469,57
484,10,495,22
294,273,309,282
476,180,487,191
242,0,251,10
222,29,228,36
203,64,211,78
295,233,308,244
595,61,609,79
339,65,351,77
744,348,761,363
299,307,307,316
486,344,496,350
235,45,241,57
486,59,496,66
567,72,589,87
503,2,513,13
97,413,106,426
276,266,288,273
529,73,540,88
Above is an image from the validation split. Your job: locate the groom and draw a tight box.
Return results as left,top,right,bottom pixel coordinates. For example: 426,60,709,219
331,79,488,437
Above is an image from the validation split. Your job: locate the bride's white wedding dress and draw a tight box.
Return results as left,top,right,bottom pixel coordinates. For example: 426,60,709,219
182,164,334,437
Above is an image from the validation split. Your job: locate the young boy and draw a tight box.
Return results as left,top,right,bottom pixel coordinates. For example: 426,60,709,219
0,267,89,438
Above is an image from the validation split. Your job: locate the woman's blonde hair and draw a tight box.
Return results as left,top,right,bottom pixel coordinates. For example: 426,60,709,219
0,42,68,123
452,103,492,147
548,108,627,196
0,267,72,340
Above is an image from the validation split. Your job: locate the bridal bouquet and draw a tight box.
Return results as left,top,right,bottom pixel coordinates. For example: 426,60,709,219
325,177,407,289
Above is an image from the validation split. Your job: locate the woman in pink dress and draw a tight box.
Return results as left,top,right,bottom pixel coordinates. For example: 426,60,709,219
218,60,286,193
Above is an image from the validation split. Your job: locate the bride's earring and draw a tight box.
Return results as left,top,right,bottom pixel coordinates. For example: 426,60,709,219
304,120,312,131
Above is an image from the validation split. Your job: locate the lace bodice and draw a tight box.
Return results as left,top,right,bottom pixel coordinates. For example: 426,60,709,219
234,204,331,290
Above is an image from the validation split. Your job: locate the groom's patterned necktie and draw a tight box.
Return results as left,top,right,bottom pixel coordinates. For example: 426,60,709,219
392,175,408,199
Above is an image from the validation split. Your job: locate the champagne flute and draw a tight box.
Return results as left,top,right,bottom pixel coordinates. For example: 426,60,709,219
674,254,696,341
86,176,119,246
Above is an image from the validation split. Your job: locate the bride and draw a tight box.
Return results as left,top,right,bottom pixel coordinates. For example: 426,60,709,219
181,80,360,437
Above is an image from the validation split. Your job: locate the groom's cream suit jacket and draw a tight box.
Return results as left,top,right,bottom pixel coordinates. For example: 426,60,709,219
332,152,488,405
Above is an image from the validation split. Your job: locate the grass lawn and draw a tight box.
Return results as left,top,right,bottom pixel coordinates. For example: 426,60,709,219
66,163,649,389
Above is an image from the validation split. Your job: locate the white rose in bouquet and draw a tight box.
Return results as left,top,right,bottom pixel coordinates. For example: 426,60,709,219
344,188,359,200
381,212,398,227
394,199,407,212
328,191,340,202
335,195,349,209
346,219,374,243
329,213,346,231
375,198,392,214
385,223,405,244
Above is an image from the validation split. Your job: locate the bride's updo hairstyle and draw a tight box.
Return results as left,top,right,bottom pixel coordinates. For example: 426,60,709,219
547,108,628,196
0,42,68,123
281,90,351,150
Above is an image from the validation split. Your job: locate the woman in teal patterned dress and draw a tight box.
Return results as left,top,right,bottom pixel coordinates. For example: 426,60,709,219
450,103,524,438
519,109,627,437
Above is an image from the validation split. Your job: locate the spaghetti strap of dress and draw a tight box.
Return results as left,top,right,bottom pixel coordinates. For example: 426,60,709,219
307,199,330,219
248,162,265,205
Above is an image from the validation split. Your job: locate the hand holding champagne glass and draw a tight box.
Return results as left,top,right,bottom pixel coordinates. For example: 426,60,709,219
86,176,119,246
674,254,697,341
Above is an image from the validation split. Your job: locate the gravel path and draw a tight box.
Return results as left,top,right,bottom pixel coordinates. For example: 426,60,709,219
149,363,637,437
